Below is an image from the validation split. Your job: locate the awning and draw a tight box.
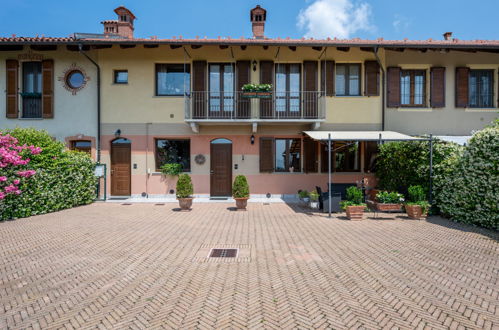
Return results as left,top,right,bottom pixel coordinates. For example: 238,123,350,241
303,130,426,141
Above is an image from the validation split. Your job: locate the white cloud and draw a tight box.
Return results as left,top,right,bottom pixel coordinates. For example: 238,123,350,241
297,0,374,39
393,14,411,33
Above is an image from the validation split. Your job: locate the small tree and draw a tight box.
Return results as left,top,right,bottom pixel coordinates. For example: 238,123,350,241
340,186,365,210
176,174,193,198
232,175,249,198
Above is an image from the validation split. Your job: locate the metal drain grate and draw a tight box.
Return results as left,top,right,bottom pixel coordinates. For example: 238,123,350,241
209,248,238,258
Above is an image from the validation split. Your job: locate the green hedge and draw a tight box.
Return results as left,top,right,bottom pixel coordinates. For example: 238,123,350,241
435,121,499,230
1,128,97,220
375,139,463,197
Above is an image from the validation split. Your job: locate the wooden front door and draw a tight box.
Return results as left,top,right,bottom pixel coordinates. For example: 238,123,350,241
111,140,131,196
210,140,232,196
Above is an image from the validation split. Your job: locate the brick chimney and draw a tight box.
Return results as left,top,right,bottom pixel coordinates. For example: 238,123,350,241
443,32,452,41
102,6,136,39
250,5,267,39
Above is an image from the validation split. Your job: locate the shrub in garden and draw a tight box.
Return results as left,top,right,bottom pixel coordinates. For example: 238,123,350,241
406,185,430,215
232,175,249,198
375,139,463,197
375,191,404,204
176,174,193,198
1,128,96,220
435,121,499,230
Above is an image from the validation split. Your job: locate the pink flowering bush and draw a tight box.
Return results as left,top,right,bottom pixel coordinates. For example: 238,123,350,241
1,128,96,220
0,133,39,203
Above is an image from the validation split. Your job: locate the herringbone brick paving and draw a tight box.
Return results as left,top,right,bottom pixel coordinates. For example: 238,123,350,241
0,203,497,329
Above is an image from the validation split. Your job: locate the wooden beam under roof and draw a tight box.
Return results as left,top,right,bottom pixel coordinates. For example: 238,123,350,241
144,44,159,48
66,45,90,51
288,46,296,51
119,44,136,49
360,47,374,52
170,44,182,49
240,45,247,50
337,47,350,52
219,45,229,49
0,45,23,51
191,45,202,49
91,44,113,49
30,45,57,51
312,46,323,51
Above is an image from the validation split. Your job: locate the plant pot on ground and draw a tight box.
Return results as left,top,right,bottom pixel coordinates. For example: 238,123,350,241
176,173,193,211
375,191,404,212
232,175,250,210
405,185,429,219
298,189,310,203
309,190,319,209
340,186,366,220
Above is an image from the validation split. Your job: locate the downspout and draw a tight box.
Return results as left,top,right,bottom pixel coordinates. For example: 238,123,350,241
373,47,385,131
79,44,101,162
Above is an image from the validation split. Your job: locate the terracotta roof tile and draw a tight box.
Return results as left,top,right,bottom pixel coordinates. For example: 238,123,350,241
0,36,498,48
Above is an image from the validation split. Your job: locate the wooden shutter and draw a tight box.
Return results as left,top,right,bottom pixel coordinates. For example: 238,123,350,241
236,61,250,118
259,137,274,172
192,60,207,118
364,61,380,96
303,61,318,118
259,61,274,118
42,59,54,118
6,59,19,118
320,60,334,96
387,67,401,107
303,137,318,173
455,67,469,108
430,67,446,108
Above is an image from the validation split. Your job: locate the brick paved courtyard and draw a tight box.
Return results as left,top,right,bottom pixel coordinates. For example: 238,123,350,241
0,203,498,329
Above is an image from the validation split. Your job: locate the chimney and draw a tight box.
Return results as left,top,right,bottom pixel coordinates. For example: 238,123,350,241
250,5,267,39
102,6,136,39
443,32,452,41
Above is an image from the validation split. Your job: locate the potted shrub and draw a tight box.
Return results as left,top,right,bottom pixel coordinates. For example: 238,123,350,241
309,190,320,209
176,173,193,210
405,185,430,220
232,175,250,210
340,186,366,220
375,191,404,212
298,189,310,203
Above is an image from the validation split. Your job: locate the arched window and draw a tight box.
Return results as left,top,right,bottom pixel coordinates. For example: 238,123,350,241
211,138,232,144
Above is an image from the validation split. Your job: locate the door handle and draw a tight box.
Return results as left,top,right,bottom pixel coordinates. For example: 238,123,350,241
210,170,214,174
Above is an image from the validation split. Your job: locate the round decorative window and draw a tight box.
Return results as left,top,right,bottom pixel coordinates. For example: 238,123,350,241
66,70,85,89
58,63,90,95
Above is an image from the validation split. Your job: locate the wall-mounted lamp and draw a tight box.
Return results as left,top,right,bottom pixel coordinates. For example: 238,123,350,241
250,134,255,145
252,60,257,72
114,129,121,138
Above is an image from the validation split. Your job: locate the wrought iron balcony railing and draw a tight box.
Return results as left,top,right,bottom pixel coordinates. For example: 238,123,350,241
185,91,325,121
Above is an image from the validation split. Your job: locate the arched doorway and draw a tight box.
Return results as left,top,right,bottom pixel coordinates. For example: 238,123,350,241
210,138,232,196
111,138,131,196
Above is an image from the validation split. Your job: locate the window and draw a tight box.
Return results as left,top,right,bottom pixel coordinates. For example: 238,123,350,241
469,70,494,108
400,70,426,106
114,70,128,84
336,64,360,96
66,70,85,89
71,140,91,154
275,63,301,113
156,64,190,96
321,141,360,172
209,63,234,112
275,138,301,172
22,62,42,118
155,139,190,172
364,141,378,173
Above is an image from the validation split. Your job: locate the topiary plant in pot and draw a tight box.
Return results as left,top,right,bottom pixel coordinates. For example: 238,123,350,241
405,185,430,220
232,175,250,210
176,174,193,210
340,186,366,220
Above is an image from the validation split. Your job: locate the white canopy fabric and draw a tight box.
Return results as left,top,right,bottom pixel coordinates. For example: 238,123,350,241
303,130,426,141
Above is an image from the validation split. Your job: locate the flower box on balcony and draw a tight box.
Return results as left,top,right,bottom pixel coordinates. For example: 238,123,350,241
241,91,272,98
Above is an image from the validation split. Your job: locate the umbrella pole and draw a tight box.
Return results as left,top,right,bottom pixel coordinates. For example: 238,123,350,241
328,133,332,218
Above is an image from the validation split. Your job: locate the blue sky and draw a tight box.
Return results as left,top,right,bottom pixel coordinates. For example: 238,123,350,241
1,0,498,41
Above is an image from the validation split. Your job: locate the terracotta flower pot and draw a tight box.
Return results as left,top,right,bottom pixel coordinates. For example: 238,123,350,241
235,197,248,210
177,197,193,211
406,204,427,220
346,205,365,220
375,203,402,212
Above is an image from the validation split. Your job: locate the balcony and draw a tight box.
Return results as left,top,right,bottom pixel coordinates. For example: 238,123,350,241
185,91,325,124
